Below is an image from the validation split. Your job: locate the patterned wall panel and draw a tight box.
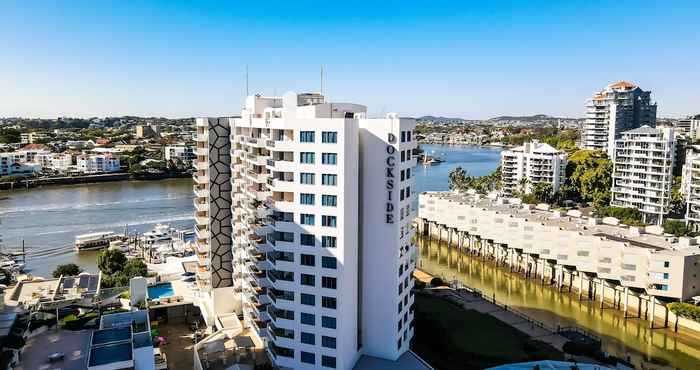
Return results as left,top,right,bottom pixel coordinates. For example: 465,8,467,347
207,118,234,288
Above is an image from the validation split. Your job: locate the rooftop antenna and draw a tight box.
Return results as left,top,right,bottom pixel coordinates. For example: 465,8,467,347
245,65,249,97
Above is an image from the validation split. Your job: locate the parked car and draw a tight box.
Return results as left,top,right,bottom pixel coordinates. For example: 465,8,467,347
48,352,65,362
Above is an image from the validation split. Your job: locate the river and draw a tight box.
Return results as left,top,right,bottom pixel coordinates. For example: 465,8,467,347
1,143,699,368
0,178,194,276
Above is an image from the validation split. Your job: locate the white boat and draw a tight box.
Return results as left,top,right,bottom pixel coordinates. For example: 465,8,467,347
75,231,125,251
142,224,176,245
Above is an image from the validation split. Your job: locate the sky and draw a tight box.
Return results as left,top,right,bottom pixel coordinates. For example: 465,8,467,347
1,0,699,119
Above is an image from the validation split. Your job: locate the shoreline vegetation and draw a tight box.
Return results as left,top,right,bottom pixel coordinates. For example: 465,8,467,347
0,171,192,191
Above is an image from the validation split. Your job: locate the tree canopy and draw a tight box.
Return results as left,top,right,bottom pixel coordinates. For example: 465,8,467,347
448,166,501,194
52,263,82,278
97,249,148,288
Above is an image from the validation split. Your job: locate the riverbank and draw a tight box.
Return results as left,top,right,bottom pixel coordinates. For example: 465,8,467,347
0,172,192,190
417,140,514,148
418,234,700,370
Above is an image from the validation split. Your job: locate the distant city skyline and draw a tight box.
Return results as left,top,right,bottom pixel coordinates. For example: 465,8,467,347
2,1,699,119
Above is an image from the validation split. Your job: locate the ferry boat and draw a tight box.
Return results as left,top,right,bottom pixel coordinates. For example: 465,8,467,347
142,224,177,245
75,231,126,251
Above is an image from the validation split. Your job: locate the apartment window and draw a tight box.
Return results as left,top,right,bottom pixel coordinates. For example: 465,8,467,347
407,150,411,160
322,336,337,349
300,172,315,184
401,151,405,162
400,189,405,201
301,254,316,266
322,153,337,165
406,186,411,198
300,351,315,365
300,193,315,205
301,234,316,246
322,276,337,289
300,152,315,164
322,296,337,309
406,168,411,178
322,215,337,227
301,293,315,306
664,261,670,268
322,195,337,207
322,131,337,143
322,355,337,369
300,313,315,325
300,214,315,225
322,316,336,329
400,170,405,181
301,274,315,286
322,174,337,186
398,301,403,313
300,131,315,143
401,131,406,143
322,236,337,248
300,332,315,345
322,256,337,269
407,131,412,141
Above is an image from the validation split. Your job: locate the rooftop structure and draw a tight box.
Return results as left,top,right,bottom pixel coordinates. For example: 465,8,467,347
500,140,567,195
8,272,101,309
418,191,700,301
611,126,675,225
583,81,657,156
88,309,154,370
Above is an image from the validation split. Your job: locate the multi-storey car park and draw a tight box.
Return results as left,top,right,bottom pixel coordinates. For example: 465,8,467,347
193,92,429,370
418,191,700,327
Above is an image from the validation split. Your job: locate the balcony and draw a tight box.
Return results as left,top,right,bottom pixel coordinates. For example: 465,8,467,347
193,185,209,198
195,212,209,226
194,199,209,212
195,225,210,240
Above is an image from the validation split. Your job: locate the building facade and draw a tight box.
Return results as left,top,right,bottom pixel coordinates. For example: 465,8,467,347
195,92,419,370
419,192,700,302
164,144,195,165
193,117,236,323
611,126,675,224
500,141,567,196
76,154,120,173
583,81,657,156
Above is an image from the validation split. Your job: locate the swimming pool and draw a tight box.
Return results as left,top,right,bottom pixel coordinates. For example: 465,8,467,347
147,282,174,299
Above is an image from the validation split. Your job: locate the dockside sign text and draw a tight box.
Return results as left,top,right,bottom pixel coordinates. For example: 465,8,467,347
386,133,396,224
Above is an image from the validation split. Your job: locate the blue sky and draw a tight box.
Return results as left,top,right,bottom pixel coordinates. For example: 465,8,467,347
1,0,698,119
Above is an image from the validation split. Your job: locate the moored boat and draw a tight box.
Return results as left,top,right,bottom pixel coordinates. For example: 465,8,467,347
75,231,126,251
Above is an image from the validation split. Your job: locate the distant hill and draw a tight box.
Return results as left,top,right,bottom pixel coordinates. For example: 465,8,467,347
417,115,467,122
488,114,554,122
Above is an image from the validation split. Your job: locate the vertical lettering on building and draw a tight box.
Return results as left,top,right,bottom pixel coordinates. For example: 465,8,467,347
386,133,396,223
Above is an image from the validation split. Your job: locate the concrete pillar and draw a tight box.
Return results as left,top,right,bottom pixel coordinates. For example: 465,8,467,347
623,287,629,319
600,282,605,309
578,273,584,300
650,297,656,329
664,305,669,328
637,296,642,318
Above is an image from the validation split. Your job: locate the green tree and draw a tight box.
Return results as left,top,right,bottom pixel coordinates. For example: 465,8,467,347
448,166,472,192
531,182,554,204
52,263,82,278
97,249,127,275
0,128,21,143
663,219,689,236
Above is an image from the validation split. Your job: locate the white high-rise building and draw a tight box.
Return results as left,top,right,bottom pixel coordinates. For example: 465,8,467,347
194,92,424,370
611,126,675,224
500,140,567,196
583,81,657,156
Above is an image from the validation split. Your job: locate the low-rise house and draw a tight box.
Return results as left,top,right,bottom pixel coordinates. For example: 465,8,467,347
501,140,567,195
164,144,195,165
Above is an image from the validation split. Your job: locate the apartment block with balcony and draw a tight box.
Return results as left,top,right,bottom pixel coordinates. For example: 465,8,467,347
583,81,657,157
419,192,700,302
611,126,675,225
193,117,236,325
500,141,567,196
193,92,427,370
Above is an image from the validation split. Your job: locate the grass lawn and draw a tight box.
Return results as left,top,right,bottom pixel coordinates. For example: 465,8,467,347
412,293,563,370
